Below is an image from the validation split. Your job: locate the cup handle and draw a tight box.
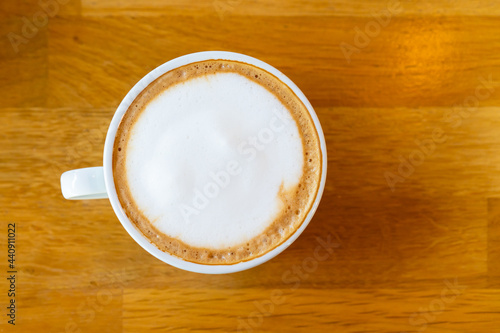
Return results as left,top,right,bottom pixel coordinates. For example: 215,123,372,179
60,167,108,200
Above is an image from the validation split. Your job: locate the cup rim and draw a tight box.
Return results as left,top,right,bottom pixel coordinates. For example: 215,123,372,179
103,51,327,274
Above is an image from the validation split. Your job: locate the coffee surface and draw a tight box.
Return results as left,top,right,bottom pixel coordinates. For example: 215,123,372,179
113,60,322,264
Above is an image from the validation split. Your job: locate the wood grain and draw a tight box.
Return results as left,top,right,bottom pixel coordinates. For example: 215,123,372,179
44,15,500,109
80,0,500,17
1,0,500,332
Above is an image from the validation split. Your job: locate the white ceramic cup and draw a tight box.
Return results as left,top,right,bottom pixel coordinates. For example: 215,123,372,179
60,51,327,274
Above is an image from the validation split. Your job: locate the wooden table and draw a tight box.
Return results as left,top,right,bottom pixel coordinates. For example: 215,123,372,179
1,0,500,331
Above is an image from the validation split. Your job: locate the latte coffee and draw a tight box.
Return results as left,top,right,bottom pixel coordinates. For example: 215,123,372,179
113,59,322,265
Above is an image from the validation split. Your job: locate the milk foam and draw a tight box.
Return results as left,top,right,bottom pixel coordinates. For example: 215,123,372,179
125,72,304,249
